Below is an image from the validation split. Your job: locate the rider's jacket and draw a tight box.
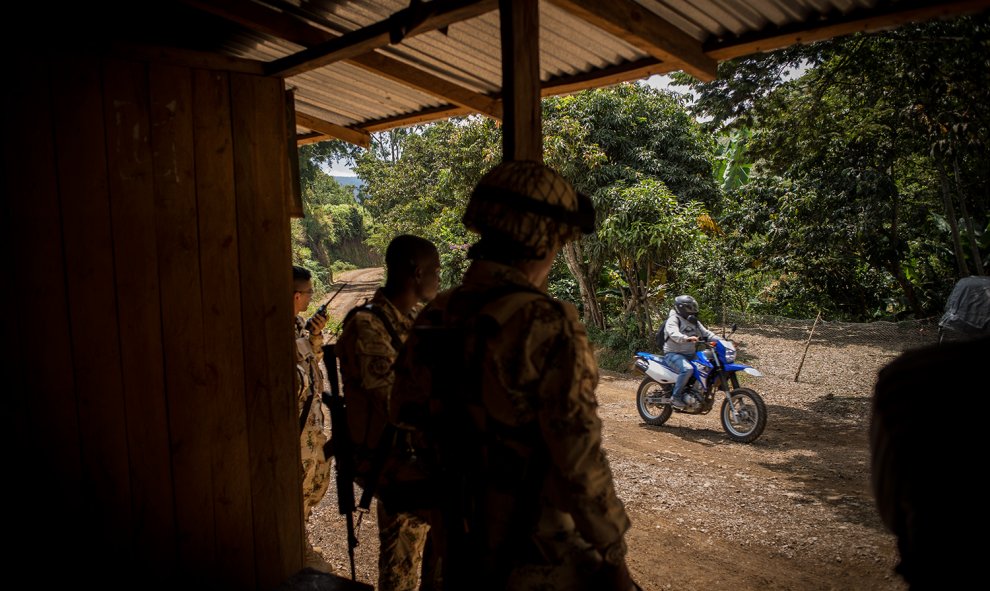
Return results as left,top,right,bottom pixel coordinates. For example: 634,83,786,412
663,308,717,355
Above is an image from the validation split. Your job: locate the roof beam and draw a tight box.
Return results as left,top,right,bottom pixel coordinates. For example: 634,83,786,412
265,0,498,78
540,57,671,96
295,112,371,149
500,0,542,161
706,0,990,61
546,0,717,82
181,0,501,119
296,132,331,146
361,57,679,133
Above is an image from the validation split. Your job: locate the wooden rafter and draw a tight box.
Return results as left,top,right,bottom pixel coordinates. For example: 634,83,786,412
296,132,329,146
295,112,371,148
360,58,675,133
267,0,498,78
540,57,671,97
706,0,990,61
180,0,502,120
545,0,717,82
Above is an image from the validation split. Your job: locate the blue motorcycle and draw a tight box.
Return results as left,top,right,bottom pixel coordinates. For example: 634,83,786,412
632,325,767,443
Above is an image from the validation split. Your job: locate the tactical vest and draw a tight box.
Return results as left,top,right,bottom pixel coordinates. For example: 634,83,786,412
414,283,556,589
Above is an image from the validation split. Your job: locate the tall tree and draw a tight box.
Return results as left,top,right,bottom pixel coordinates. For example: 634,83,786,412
543,83,719,328
679,15,990,318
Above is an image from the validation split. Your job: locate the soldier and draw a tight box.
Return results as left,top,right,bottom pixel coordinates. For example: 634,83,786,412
292,265,333,571
390,161,639,591
336,235,442,591
870,335,990,590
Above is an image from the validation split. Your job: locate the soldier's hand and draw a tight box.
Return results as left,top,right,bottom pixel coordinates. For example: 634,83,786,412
307,312,328,334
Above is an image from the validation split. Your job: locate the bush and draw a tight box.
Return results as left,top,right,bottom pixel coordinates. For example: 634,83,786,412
587,317,654,373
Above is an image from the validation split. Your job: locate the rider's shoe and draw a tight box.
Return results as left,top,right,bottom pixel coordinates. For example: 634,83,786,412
670,396,687,409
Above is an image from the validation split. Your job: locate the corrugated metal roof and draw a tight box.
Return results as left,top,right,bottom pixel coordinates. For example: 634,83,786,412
176,0,988,143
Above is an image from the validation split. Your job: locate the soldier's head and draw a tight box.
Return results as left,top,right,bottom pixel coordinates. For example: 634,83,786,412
384,234,441,304
462,160,595,263
292,265,314,315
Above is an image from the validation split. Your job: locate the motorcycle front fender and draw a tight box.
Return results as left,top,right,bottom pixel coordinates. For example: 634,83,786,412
724,362,762,377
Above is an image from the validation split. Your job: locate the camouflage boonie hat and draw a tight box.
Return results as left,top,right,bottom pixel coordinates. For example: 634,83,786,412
463,160,595,252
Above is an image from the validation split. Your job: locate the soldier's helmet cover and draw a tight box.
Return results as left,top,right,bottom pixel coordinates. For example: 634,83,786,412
462,160,595,252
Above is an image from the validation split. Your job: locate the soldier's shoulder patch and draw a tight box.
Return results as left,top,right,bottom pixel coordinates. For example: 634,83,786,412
369,356,391,377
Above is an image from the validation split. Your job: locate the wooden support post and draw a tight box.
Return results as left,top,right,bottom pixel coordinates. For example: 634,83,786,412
794,311,822,382
499,0,541,162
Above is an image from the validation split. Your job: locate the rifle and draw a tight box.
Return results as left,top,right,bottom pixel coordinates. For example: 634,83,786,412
321,343,373,590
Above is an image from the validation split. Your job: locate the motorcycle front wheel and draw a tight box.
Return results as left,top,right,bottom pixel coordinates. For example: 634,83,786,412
720,387,767,443
636,378,673,425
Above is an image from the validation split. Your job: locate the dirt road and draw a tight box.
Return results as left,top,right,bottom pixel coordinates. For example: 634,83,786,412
321,267,384,332
308,271,906,591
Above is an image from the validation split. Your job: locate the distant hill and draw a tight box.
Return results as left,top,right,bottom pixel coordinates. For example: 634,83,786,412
333,175,364,190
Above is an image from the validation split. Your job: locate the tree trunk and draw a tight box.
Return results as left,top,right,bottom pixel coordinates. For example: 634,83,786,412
940,169,970,277
885,260,925,318
628,262,648,338
953,157,986,276
562,241,604,329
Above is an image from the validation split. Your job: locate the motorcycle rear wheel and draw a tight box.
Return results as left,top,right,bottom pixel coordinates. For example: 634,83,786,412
720,387,767,443
636,378,673,425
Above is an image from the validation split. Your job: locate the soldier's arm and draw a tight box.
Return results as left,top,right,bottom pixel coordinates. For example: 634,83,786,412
534,302,631,562
349,314,396,414
309,330,324,364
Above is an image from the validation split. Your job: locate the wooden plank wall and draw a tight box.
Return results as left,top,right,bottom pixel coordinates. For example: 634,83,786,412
3,51,302,589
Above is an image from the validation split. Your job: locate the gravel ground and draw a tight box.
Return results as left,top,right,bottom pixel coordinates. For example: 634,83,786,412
307,271,908,590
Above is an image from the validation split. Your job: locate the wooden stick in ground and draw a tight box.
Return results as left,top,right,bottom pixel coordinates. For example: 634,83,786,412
795,311,822,382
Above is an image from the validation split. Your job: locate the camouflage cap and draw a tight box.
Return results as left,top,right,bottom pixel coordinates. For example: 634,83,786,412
463,160,595,252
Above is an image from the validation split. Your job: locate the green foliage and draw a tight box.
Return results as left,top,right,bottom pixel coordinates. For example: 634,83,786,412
587,319,653,372
293,17,990,368
352,117,501,288
678,15,990,319
541,84,721,334
544,84,720,211
292,146,377,286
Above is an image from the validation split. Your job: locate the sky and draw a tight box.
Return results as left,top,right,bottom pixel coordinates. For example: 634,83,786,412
324,74,693,178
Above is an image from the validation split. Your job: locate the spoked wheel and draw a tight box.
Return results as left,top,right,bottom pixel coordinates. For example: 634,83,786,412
720,387,767,443
636,378,673,425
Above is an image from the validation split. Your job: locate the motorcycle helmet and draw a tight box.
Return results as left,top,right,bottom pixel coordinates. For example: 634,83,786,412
674,295,699,319
462,160,595,258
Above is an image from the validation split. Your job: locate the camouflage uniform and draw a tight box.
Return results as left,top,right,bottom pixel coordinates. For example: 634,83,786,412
337,289,439,591
391,260,632,591
295,315,330,521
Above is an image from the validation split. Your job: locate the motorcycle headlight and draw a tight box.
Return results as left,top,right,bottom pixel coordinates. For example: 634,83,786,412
724,341,736,363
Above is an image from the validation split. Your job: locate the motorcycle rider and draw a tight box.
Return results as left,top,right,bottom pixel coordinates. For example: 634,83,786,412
662,295,717,409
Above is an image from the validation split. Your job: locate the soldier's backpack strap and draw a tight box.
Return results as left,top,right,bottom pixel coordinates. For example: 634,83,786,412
342,303,404,353
340,301,406,513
